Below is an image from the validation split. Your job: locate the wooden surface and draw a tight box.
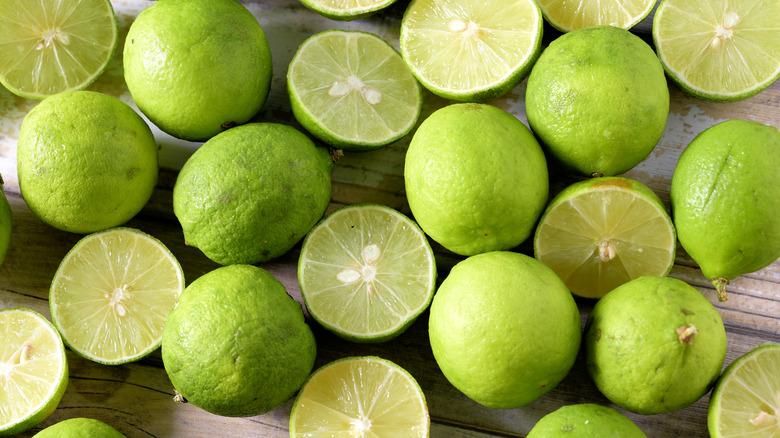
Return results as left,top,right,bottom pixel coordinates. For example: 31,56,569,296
1,1,779,436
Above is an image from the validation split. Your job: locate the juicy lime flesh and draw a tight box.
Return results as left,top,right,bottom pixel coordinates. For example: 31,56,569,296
290,356,429,437
0,0,117,99
302,0,396,17
537,0,656,32
535,186,676,298
50,228,184,364
299,205,436,341
653,0,780,100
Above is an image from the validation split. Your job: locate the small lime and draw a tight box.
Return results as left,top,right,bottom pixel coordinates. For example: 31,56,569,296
536,0,657,32
297,0,400,20
32,417,125,438
0,177,11,267
527,403,647,437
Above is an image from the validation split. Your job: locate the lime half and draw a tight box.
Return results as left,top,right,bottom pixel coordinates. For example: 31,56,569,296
0,0,118,100
50,228,185,365
537,0,656,32
290,356,430,437
0,307,68,436
709,343,780,437
298,0,400,20
653,0,780,102
298,204,436,342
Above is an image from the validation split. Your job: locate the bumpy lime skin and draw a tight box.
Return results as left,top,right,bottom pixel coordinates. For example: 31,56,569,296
32,418,125,438
527,403,647,437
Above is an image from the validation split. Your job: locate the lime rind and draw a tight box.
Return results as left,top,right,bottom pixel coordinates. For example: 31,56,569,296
298,0,400,20
537,0,657,33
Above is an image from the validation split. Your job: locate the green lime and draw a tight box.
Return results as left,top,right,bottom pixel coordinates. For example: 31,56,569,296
298,204,436,342
0,307,68,436
708,343,780,437
534,177,676,299
653,0,780,102
670,119,780,301
288,30,422,151
525,25,669,177
404,103,548,256
428,251,581,409
123,0,272,141
399,0,543,101
49,227,185,365
161,264,316,417
527,403,647,437
584,276,728,415
290,356,429,437
173,123,333,265
32,417,125,438
0,0,118,100
537,0,656,32
0,176,11,267
298,0,400,20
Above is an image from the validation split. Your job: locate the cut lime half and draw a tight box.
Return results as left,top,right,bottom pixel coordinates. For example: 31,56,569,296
298,0,400,20
0,307,68,436
289,356,430,438
298,204,436,342
0,0,118,100
537,0,657,32
50,228,185,365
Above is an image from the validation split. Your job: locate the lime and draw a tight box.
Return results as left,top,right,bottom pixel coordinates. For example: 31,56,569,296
32,417,125,438
537,0,657,32
525,25,669,177
290,356,429,437
399,0,543,101
298,0,400,20
670,119,780,301
584,276,728,415
708,343,780,437
429,251,581,409
0,307,68,436
162,264,316,417
0,0,118,100
527,403,647,437
123,0,273,141
173,123,333,265
653,0,780,102
298,204,436,342
534,177,676,299
404,103,548,256
0,176,10,267
288,30,422,151
49,227,185,365
16,90,158,234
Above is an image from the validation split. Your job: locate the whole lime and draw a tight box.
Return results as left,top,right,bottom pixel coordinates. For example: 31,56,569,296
404,103,548,256
173,123,333,265
428,251,581,409
33,418,125,438
525,25,669,177
0,176,11,266
161,264,317,417
16,91,158,234
123,0,272,141
584,275,727,415
670,119,780,301
527,404,647,438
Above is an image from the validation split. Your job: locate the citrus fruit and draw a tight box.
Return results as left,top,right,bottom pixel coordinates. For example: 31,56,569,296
0,177,11,267
32,417,125,438
527,403,647,437
708,342,780,438
0,0,118,100
123,0,273,141
653,0,780,102
290,356,429,437
428,251,581,409
161,264,316,417
525,25,669,177
49,227,185,365
536,0,656,33
16,90,158,234
404,103,548,256
584,275,728,415
288,30,422,151
298,204,436,343
670,119,780,302
399,0,543,101
534,177,676,299
0,307,68,436
173,123,333,265
297,0,400,20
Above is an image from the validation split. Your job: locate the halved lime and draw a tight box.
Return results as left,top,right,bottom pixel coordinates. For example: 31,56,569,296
0,307,68,436
534,177,676,299
289,356,430,437
288,30,422,151
708,343,780,437
298,0,400,20
0,0,118,100
399,0,543,102
537,0,656,32
298,204,436,342
653,0,780,102
50,228,185,365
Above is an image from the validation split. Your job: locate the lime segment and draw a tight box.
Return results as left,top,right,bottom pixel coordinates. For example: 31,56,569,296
50,228,185,365
537,0,657,32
